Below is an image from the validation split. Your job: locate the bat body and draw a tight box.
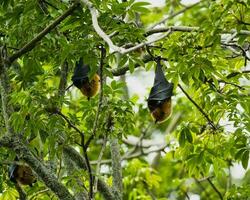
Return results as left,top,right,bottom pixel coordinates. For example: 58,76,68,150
9,164,36,186
72,58,100,100
147,60,173,123
80,73,100,99
150,98,172,123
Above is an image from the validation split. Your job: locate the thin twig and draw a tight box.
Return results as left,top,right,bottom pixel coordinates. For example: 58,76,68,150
178,84,217,130
30,189,50,200
207,178,223,200
194,177,212,200
65,83,73,91
58,61,69,97
146,26,250,36
81,134,94,200
56,111,84,136
149,1,201,30
219,80,245,90
111,54,153,76
8,3,79,63
15,183,27,200
122,30,172,54
94,134,108,194
85,45,105,149
90,143,169,165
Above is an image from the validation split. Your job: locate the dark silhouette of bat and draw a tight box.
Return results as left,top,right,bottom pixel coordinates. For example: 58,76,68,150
147,59,174,123
72,58,100,100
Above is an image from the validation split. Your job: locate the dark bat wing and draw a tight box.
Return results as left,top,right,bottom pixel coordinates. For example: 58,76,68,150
71,58,90,89
147,61,173,110
9,164,17,182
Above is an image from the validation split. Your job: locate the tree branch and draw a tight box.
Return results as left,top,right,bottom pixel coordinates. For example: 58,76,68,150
90,142,170,165
85,46,105,149
58,61,69,97
63,146,115,200
110,137,123,200
15,183,27,200
80,0,125,53
146,26,250,36
0,136,75,200
0,46,13,134
81,135,94,200
111,54,153,76
94,134,108,194
149,2,201,30
56,111,84,136
81,0,173,54
8,2,79,63
207,178,223,200
122,30,173,54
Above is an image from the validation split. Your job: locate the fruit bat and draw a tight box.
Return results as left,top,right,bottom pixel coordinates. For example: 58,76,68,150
9,158,36,186
147,59,174,123
71,58,100,100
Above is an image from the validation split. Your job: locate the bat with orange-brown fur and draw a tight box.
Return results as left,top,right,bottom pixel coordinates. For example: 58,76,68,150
9,157,36,186
72,58,100,100
147,59,174,123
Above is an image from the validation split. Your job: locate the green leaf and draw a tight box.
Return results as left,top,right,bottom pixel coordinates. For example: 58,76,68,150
130,2,150,13
178,129,186,147
241,150,249,170
129,58,135,73
185,128,193,143
235,148,246,160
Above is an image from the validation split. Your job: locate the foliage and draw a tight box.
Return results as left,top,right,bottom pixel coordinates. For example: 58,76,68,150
0,0,250,199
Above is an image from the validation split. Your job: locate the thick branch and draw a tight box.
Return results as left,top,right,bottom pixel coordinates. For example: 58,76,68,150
80,0,124,53
9,3,79,63
110,137,122,200
81,0,172,54
0,46,13,134
0,136,75,200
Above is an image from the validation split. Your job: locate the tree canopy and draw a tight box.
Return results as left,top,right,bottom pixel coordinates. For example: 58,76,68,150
0,0,250,199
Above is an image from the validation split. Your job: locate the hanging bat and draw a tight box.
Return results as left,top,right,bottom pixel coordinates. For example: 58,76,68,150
9,158,36,186
147,59,174,123
72,58,100,100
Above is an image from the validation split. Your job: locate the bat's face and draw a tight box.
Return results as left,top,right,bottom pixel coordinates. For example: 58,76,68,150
151,98,172,123
9,164,36,186
147,100,162,112
16,165,36,186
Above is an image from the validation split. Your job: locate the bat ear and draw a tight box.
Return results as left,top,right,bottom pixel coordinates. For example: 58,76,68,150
71,58,90,89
